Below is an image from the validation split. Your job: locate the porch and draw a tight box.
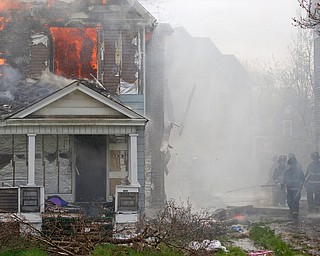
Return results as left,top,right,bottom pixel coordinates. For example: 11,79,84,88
0,82,147,227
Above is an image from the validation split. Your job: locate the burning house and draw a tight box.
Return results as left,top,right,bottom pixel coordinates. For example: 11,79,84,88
0,0,168,226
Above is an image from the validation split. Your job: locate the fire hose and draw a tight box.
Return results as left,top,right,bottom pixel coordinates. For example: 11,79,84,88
223,184,276,196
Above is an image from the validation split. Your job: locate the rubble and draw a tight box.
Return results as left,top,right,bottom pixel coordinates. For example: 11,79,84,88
226,202,320,255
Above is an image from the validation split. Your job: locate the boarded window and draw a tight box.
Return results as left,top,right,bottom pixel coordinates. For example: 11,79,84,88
109,143,128,198
0,135,27,187
43,135,72,194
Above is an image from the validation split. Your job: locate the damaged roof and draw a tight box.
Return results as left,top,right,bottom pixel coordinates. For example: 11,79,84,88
0,72,146,121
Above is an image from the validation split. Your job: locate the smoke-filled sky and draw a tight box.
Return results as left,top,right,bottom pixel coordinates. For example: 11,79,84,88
142,0,302,64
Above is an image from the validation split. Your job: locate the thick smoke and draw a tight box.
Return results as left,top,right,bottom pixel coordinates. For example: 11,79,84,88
0,65,74,116
163,27,259,210
0,65,22,100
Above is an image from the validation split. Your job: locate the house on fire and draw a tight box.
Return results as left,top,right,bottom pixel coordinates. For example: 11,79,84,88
0,0,170,225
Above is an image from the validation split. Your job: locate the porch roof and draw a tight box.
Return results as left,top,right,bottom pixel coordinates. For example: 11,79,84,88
0,80,147,134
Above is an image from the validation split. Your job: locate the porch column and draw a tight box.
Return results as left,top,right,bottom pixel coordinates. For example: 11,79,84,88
27,134,36,186
128,134,140,187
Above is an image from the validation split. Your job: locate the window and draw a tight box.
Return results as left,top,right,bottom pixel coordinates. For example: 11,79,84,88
283,120,292,136
50,27,98,79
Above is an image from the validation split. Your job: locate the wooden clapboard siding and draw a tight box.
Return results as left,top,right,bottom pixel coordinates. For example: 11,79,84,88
119,94,144,115
29,43,49,78
32,91,125,117
136,128,145,210
103,28,121,93
121,31,139,83
102,29,139,93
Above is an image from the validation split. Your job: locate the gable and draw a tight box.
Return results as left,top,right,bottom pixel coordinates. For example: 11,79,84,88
9,82,146,121
31,90,126,118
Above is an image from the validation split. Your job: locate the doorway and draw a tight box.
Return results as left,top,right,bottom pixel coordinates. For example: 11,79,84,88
75,135,106,202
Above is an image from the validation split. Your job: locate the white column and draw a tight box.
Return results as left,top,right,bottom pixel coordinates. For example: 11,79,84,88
27,134,36,186
129,134,140,187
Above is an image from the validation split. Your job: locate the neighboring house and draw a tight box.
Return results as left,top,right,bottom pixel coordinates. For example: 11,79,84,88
164,27,252,208
0,0,167,226
252,85,315,180
272,97,314,166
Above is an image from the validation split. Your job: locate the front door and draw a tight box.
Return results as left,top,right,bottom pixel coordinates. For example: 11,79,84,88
75,135,106,202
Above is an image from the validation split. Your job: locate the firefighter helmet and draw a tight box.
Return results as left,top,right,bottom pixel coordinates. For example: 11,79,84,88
287,157,297,165
278,155,287,163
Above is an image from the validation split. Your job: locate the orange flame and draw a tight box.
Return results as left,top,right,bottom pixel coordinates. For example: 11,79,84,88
0,0,22,12
102,0,108,5
50,27,98,79
0,17,6,30
233,214,247,222
0,58,5,65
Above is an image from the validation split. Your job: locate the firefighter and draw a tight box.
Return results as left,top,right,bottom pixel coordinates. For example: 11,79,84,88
282,157,305,219
286,153,303,170
272,155,287,207
305,152,320,211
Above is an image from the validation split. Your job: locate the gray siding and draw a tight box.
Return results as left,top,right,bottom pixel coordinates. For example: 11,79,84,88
137,127,145,211
119,95,145,210
119,94,144,116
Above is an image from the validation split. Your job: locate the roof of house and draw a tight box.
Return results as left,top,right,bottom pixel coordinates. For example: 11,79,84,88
0,72,145,121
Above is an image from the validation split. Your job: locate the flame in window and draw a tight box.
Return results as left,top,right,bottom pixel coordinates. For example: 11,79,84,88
50,27,98,79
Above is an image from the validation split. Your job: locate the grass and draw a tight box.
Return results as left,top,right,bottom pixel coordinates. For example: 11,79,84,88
92,243,184,256
92,243,249,255
0,248,48,256
249,223,307,256
215,246,247,255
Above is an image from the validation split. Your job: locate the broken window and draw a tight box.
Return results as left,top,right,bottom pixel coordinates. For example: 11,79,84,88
0,134,73,193
0,135,28,187
50,27,98,79
43,135,72,194
109,138,128,199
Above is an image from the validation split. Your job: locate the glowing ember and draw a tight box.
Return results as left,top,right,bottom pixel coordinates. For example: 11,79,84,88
0,17,7,30
50,27,98,79
0,59,5,65
233,214,247,222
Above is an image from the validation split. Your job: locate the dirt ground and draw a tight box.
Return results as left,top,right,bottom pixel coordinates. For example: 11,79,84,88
267,207,320,255
247,200,320,256
222,189,320,256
